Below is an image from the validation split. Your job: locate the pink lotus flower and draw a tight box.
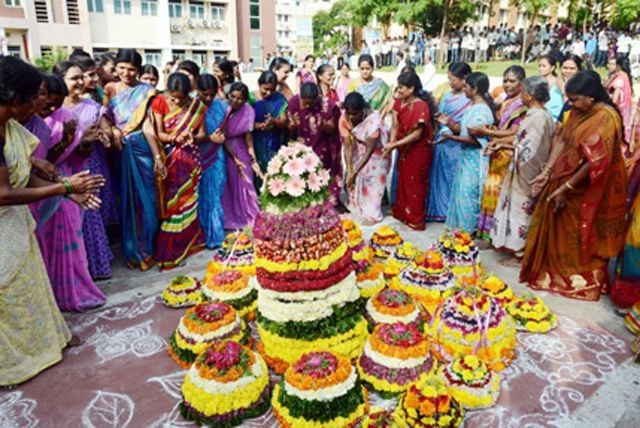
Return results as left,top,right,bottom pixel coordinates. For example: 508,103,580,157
283,158,305,177
268,177,286,196
285,176,306,197
319,169,331,186
307,173,323,192
301,153,319,172
267,157,283,175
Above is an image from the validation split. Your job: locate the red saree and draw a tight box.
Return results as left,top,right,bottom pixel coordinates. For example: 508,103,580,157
391,98,433,230
520,103,628,301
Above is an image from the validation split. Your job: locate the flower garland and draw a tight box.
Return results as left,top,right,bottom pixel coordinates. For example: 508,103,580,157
253,202,340,242
441,355,500,410
506,295,558,333
255,242,349,273
161,275,202,308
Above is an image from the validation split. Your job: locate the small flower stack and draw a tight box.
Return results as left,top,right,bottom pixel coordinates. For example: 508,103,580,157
480,274,515,307
507,295,558,333
169,302,248,368
202,270,257,320
394,374,464,428
370,225,403,260
365,288,425,332
272,351,369,428
440,355,501,410
437,229,483,280
357,322,434,397
179,341,270,427
205,231,256,280
343,219,385,298
384,242,419,280
360,409,404,428
161,275,202,308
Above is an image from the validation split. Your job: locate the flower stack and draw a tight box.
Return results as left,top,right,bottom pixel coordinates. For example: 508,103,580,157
205,231,256,280
254,144,368,373
480,274,515,307
357,322,433,397
180,341,270,427
202,270,257,320
169,302,248,368
390,250,456,316
431,289,517,371
370,225,403,260
271,351,369,428
365,288,425,332
440,355,501,410
384,242,419,280
343,219,385,298
437,229,483,280
161,275,202,308
394,374,464,428
359,409,404,428
506,295,558,333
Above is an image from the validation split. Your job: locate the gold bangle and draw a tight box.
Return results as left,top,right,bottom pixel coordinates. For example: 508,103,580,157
565,181,575,190
154,154,161,160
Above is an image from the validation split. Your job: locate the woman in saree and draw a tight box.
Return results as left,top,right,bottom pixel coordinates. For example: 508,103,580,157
151,73,207,269
317,64,339,105
426,62,472,222
521,71,628,301
199,74,229,249
269,58,293,101
296,55,317,93
347,54,392,112
473,65,527,241
444,72,496,233
54,60,115,280
340,91,390,224
288,82,342,205
383,72,435,231
222,82,260,229
105,49,158,270
490,76,555,257
537,54,564,119
0,56,104,385
336,63,352,104
30,74,107,311
606,57,633,142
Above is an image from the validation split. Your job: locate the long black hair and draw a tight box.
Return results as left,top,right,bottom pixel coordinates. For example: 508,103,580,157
114,49,143,71
343,91,368,111
197,73,218,93
141,64,159,80
269,57,291,73
178,59,200,79
465,71,497,124
166,72,191,94
504,64,526,81
538,54,558,76
615,57,634,96
300,82,319,100
565,70,618,113
215,59,235,84
44,73,68,97
228,81,249,101
358,54,375,69
397,71,437,127
449,62,472,79
316,64,334,97
258,71,278,86
52,60,81,78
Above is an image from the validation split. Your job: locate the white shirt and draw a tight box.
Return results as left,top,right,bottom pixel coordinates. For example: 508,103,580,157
421,62,437,92
630,37,640,56
617,34,631,53
598,32,608,50
479,36,489,50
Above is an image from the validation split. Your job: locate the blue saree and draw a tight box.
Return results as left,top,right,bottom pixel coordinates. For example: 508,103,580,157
252,92,288,175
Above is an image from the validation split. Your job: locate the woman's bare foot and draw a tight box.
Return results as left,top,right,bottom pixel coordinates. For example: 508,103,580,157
498,255,522,267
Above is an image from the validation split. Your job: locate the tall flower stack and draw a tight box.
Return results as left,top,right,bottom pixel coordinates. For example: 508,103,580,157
201,270,257,320
254,143,368,373
343,219,385,298
437,229,484,280
205,231,256,281
271,351,369,428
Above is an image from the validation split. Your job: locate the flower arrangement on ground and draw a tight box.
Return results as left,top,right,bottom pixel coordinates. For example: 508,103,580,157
272,351,369,428
480,274,515,307
370,225,403,259
365,287,425,331
390,250,456,316
205,231,256,280
437,229,483,280
161,275,202,308
440,355,500,410
431,289,516,371
384,242,419,280
202,270,257,320
179,341,270,427
506,294,558,333
168,302,248,368
343,219,385,298
359,409,405,428
393,373,464,428
357,322,433,397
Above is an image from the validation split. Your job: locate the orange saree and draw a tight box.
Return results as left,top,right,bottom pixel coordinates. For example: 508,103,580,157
520,103,628,301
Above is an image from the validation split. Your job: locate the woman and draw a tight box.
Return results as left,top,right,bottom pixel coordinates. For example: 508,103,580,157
557,54,583,99
384,72,435,231
73,55,102,105
140,64,160,88
347,54,392,112
0,56,104,385
317,64,339,104
474,65,527,241
606,57,633,142
151,73,207,269
340,92,390,224
491,76,555,256
97,52,117,88
336,63,352,103
288,82,342,205
213,59,235,98
444,72,496,233
521,71,628,301
538,54,564,119
53,60,116,280
221,82,260,229
269,57,293,101
426,62,472,222
297,54,317,93
106,49,159,270
253,71,288,179
31,74,107,311
199,74,229,249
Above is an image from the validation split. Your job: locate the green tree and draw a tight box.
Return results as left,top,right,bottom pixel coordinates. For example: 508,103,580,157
611,0,640,29
345,0,400,38
312,1,351,55
394,0,478,35
34,47,69,71
513,0,553,63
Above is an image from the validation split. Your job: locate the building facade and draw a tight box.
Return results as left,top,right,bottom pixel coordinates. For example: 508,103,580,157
275,0,296,54
236,0,276,67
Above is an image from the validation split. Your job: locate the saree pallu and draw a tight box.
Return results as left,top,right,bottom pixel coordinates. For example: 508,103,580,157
200,99,230,249
521,104,628,301
1,119,71,385
426,91,471,222
391,98,433,230
253,92,288,178
608,73,633,142
222,103,259,230
477,96,527,240
154,96,207,269
347,77,392,111
336,76,352,103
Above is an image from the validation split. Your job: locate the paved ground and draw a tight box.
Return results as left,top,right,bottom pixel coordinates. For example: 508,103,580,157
93,214,640,428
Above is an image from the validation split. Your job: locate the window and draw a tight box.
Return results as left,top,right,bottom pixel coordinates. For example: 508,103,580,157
7,45,21,58
250,36,262,65
4,0,21,7
67,0,80,24
189,1,204,19
141,0,157,16
35,0,49,22
168,0,182,18
193,51,207,67
172,50,186,61
114,0,131,14
249,0,260,30
144,50,161,68
86,0,103,13
210,4,224,21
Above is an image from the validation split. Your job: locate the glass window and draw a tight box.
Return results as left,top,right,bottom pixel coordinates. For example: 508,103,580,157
250,36,262,65
7,45,21,58
114,0,131,14
189,1,204,19
144,50,162,68
210,4,224,21
141,0,157,16
87,0,103,12
169,0,182,18
249,0,260,30
193,51,207,67
4,0,21,7
172,50,186,61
